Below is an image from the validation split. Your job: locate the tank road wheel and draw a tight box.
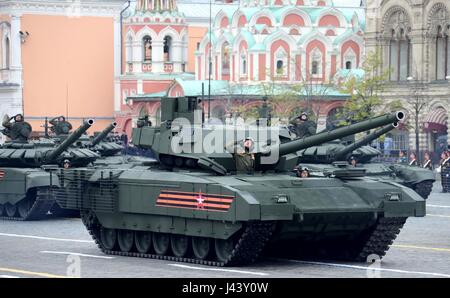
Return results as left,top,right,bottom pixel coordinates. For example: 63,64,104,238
135,231,153,254
117,230,135,253
214,238,236,263
192,237,211,260
171,235,190,258
100,227,118,251
153,233,170,255
4,203,17,218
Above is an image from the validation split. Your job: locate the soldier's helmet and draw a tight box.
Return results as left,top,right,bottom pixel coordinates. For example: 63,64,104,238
299,113,308,122
14,114,24,122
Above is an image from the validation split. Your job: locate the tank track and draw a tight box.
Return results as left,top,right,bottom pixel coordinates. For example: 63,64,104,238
412,180,434,200
350,217,407,262
0,187,56,221
83,212,276,267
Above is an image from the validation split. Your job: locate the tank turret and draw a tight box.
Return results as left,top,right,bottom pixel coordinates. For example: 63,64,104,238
132,97,404,174
0,119,97,167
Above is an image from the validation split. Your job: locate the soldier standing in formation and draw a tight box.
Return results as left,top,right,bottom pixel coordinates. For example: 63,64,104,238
422,152,433,170
409,152,419,166
1,114,33,143
398,151,407,164
439,151,450,193
49,116,73,135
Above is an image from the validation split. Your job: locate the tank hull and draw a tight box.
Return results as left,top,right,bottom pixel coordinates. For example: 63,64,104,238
0,167,60,220
56,167,425,266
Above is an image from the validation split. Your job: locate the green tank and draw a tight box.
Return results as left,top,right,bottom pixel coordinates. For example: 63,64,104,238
296,123,436,199
55,97,424,266
0,119,97,220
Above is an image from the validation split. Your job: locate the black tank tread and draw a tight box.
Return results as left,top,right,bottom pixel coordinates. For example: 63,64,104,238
0,187,56,221
412,180,434,199
353,217,406,262
83,212,276,267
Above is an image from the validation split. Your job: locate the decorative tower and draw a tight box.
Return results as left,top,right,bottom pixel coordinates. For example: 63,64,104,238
117,0,192,136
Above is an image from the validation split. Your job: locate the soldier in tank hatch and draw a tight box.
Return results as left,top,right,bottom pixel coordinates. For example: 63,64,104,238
226,137,255,173
49,116,73,135
1,114,33,143
289,112,317,139
349,156,358,167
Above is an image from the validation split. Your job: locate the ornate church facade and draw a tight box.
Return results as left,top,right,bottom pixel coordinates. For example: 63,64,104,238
365,0,450,157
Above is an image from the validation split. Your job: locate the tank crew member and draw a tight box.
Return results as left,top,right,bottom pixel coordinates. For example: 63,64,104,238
226,138,255,173
137,115,152,128
398,151,407,164
49,116,72,135
439,151,450,193
1,114,33,143
296,166,310,178
349,156,358,167
422,152,433,171
409,152,419,166
289,113,316,139
63,159,71,169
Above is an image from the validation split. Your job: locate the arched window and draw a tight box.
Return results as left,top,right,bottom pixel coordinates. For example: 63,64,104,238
164,36,172,62
276,60,284,74
385,10,411,81
4,36,10,69
311,61,318,74
221,42,230,75
143,35,152,62
345,61,352,69
436,26,449,80
241,53,247,75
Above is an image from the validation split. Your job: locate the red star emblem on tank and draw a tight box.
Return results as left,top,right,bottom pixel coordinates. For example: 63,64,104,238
196,191,205,209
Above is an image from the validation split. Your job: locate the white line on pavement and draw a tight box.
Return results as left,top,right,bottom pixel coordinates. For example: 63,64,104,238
40,251,114,259
0,275,20,278
427,204,450,208
168,264,269,276
277,259,450,278
427,214,450,218
0,232,94,243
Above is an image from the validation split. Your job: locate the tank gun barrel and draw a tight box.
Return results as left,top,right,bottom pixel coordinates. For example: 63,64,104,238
45,119,94,162
278,112,404,156
334,123,398,161
91,122,117,146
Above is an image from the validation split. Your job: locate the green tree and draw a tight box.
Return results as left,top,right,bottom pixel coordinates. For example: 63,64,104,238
338,50,401,124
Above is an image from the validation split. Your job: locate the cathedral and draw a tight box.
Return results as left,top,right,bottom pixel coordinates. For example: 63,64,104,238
118,0,365,134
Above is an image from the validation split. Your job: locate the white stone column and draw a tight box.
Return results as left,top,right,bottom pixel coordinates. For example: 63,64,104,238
9,15,22,85
152,40,164,73
172,41,183,73
132,40,142,74
137,79,143,95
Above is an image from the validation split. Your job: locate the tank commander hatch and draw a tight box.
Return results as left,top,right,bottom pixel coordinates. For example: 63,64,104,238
2,114,33,143
49,115,73,135
226,137,256,173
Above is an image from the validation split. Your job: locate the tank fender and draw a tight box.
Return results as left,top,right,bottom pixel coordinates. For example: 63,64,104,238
391,164,436,184
26,171,60,190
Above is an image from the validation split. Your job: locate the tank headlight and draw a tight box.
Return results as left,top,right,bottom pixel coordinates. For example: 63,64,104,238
385,193,401,201
276,194,289,204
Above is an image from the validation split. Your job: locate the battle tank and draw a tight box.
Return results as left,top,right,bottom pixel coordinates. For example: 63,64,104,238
296,123,436,199
55,97,424,266
0,119,97,220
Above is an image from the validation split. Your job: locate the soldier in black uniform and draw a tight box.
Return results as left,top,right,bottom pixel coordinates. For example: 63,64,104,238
1,114,33,143
49,116,73,135
408,152,419,167
440,151,450,193
289,113,316,139
422,152,433,171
